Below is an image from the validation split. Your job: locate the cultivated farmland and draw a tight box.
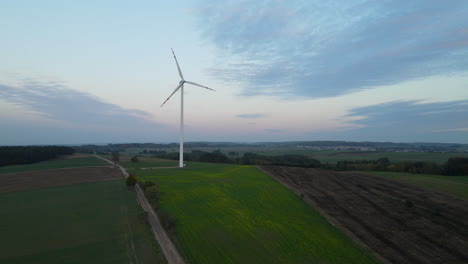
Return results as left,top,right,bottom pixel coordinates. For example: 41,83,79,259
0,180,165,263
260,166,468,264
128,162,377,264
0,155,108,174
0,166,121,193
0,160,166,264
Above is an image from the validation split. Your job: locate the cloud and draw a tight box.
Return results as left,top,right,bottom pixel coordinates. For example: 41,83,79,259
308,100,468,143
0,82,166,144
433,128,468,132
265,128,281,133
196,0,468,98
235,113,269,118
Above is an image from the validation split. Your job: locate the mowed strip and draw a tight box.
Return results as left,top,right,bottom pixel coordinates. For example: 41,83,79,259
260,166,468,264
0,166,123,193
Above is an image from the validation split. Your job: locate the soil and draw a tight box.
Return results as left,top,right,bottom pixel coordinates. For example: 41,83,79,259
0,166,123,193
259,166,468,264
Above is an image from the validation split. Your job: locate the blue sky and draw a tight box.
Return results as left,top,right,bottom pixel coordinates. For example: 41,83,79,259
1,0,467,144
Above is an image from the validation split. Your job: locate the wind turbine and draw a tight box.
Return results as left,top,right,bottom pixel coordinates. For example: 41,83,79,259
161,49,215,168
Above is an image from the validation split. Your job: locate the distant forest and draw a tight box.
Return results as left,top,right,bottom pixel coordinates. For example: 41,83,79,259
153,150,468,176
0,146,75,167
74,141,468,153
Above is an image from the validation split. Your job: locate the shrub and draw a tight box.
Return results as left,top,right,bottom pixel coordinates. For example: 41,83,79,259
145,186,160,201
126,175,137,186
159,211,176,231
143,181,155,190
131,155,140,163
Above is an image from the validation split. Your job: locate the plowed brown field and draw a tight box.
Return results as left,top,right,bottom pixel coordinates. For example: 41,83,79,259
259,166,468,264
0,166,123,193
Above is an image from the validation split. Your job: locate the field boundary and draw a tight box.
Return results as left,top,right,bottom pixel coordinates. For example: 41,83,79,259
95,155,185,264
256,166,389,264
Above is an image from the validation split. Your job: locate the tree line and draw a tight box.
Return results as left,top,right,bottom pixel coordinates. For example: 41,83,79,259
154,150,468,176
154,150,321,168
333,157,468,176
0,146,75,167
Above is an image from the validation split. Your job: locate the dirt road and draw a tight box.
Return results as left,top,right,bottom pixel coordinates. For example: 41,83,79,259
259,166,468,264
95,156,185,264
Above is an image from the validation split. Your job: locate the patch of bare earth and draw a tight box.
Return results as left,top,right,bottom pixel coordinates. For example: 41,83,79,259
259,166,468,264
0,166,123,193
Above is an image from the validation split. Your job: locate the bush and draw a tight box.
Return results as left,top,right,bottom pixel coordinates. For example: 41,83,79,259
159,211,175,231
145,186,160,201
126,175,137,186
443,157,468,176
143,181,155,190
131,155,140,163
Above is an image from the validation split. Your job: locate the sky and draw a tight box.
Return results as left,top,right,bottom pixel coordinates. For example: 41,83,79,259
1,0,468,145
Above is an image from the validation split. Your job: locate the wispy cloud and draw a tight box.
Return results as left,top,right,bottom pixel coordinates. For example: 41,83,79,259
319,100,468,142
196,0,468,98
0,82,166,144
235,113,270,118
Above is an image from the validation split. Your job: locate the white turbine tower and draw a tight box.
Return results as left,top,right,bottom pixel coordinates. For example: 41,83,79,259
161,49,215,168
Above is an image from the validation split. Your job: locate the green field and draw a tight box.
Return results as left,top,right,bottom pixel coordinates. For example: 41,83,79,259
0,156,108,174
129,162,377,264
192,147,468,164
122,157,178,170
361,171,468,200
0,179,166,264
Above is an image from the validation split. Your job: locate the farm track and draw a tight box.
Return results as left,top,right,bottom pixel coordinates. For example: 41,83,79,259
95,155,185,264
0,166,122,193
259,166,468,264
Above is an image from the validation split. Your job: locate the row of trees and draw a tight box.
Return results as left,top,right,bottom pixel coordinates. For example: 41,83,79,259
126,176,176,233
154,150,468,176
0,146,75,167
334,157,468,176
154,150,321,168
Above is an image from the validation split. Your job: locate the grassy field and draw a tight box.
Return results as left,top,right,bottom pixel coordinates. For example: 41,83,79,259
360,171,468,200
188,147,468,164
0,156,108,174
99,155,178,169
122,157,178,170
128,162,377,264
0,179,166,264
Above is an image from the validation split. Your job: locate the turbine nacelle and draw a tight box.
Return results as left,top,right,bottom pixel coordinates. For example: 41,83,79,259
160,49,215,108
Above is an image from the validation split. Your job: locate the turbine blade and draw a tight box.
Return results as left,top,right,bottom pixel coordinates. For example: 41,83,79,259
161,83,183,107
185,81,215,91
171,48,184,80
